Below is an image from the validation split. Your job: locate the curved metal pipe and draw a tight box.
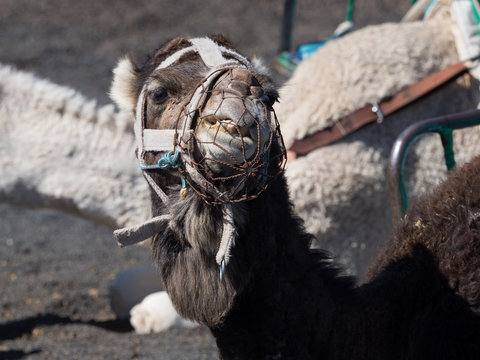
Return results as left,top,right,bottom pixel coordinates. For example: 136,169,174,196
388,109,480,225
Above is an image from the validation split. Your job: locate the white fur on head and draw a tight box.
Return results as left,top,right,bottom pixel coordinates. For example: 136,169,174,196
110,56,140,114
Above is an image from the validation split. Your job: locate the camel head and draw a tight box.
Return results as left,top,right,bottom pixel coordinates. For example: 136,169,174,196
111,36,285,282
111,36,285,205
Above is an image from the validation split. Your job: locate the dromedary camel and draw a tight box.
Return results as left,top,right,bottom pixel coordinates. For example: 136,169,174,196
126,4,480,333
110,34,480,359
2,1,480,333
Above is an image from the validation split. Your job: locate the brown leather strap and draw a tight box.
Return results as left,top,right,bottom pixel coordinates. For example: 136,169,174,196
288,61,470,160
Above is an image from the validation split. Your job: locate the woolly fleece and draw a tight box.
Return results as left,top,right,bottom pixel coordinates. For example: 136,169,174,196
0,63,150,229
276,18,480,275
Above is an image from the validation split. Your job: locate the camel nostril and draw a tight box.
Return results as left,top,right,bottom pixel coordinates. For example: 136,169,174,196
238,126,251,138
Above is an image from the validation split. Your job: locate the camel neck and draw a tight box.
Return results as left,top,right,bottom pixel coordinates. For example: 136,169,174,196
209,186,354,359
212,245,453,360
209,183,454,360
211,246,351,359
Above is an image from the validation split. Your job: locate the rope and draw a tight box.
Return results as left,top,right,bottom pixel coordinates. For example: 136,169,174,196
143,172,170,206
216,203,238,280
140,151,181,170
113,214,170,247
140,150,187,200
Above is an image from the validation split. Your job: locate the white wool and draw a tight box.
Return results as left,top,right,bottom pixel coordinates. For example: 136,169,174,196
276,19,460,149
130,291,198,334
277,17,480,275
0,63,150,229
110,56,139,114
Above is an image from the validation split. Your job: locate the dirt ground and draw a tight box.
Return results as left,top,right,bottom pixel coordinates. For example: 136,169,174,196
0,1,409,359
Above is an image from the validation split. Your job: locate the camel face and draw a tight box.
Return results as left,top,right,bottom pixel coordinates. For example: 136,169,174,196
144,63,275,178
111,36,283,204
111,36,284,206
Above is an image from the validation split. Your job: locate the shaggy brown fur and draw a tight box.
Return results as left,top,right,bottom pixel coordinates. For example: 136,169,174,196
154,156,480,360
112,36,480,359
367,156,480,311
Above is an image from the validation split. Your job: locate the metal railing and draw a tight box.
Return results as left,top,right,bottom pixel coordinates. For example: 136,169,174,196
388,109,480,224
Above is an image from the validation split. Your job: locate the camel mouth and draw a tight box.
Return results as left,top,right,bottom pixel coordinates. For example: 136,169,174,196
196,114,262,166
200,115,252,138
176,93,279,204
117,36,286,208
173,65,285,204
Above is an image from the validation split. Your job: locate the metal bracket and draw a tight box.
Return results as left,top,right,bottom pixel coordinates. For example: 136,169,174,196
371,101,385,123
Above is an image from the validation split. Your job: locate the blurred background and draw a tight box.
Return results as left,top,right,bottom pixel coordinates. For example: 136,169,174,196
0,1,410,359
0,0,409,104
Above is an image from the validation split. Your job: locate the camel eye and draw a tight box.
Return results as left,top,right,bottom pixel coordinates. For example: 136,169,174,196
149,88,168,105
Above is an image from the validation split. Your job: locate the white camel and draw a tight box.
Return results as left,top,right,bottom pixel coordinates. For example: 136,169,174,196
0,63,150,229
277,0,480,275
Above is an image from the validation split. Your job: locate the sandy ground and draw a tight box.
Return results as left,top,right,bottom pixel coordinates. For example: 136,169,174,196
0,1,409,359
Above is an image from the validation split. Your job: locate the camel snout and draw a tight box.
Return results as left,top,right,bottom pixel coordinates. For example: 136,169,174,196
200,114,253,138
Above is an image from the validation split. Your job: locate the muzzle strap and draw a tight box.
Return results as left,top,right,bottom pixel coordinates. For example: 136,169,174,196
216,203,237,280
113,214,170,247
143,129,176,152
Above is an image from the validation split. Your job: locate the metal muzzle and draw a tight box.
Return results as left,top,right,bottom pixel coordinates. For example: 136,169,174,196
134,37,285,205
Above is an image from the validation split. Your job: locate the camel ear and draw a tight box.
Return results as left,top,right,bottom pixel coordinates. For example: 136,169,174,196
251,56,271,76
110,56,140,114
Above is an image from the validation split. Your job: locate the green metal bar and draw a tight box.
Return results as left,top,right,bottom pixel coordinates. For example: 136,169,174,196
279,0,297,52
439,128,456,170
399,158,408,213
471,0,480,24
346,0,355,22
388,110,480,225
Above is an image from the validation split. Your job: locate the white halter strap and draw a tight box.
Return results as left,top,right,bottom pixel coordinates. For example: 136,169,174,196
156,37,251,71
